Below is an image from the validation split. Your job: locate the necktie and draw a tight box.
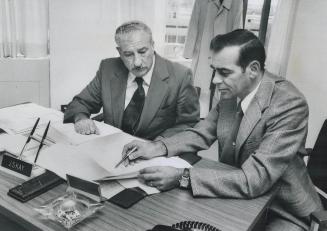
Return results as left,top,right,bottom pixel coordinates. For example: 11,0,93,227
221,102,244,165
122,77,145,135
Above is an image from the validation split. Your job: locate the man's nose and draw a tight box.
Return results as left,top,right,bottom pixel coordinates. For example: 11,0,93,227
212,73,223,84
134,54,142,67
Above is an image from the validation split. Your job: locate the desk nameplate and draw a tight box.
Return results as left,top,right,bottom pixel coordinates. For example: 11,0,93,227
1,153,33,177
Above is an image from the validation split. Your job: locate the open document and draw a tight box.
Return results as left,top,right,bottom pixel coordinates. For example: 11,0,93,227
36,133,191,181
36,132,191,196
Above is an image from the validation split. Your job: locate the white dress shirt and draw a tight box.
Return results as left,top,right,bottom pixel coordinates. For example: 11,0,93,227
240,80,262,113
124,56,155,109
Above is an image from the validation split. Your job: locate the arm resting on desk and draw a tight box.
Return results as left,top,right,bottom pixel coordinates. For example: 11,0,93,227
64,61,104,123
164,93,309,199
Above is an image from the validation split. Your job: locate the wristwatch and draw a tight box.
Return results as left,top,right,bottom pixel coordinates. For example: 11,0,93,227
179,168,190,189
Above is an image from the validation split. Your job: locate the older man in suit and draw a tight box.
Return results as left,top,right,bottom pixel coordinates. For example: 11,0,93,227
123,29,323,230
64,21,200,140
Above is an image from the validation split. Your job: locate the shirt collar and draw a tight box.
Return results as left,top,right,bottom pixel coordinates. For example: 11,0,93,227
210,0,232,10
127,55,155,87
240,80,262,113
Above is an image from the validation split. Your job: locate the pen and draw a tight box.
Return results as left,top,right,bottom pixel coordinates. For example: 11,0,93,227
19,117,40,159
115,146,137,168
34,121,51,163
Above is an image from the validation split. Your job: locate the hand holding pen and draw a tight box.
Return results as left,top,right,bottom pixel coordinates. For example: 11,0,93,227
119,140,168,167
115,146,137,168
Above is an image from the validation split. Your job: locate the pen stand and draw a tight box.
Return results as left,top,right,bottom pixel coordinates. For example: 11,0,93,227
1,118,50,178
1,151,34,177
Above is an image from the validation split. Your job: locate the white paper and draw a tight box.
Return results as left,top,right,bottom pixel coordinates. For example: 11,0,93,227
100,181,125,199
36,143,110,181
0,134,39,155
51,121,121,145
37,132,191,182
80,132,141,170
0,103,63,134
85,133,192,179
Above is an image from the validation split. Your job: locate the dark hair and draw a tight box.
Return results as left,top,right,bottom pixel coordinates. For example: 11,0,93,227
210,29,266,71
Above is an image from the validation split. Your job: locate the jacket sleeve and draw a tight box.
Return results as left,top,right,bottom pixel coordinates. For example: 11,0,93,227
189,92,309,199
157,68,200,138
162,102,220,156
63,61,104,123
183,0,200,59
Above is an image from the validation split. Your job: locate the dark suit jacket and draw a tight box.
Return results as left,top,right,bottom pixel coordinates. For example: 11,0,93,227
64,54,200,140
162,72,323,229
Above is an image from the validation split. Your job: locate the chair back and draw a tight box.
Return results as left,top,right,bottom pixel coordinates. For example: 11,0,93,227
307,119,327,208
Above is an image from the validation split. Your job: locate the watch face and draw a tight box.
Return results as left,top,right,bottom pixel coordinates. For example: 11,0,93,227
179,169,190,189
180,176,189,188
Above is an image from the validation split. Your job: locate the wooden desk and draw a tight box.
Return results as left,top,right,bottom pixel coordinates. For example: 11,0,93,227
0,158,276,231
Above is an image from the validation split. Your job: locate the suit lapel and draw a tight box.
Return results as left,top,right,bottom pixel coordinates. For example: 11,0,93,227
234,73,276,161
111,60,128,128
136,55,169,134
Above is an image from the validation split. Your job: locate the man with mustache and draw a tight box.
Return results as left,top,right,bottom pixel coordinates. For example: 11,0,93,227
64,21,200,140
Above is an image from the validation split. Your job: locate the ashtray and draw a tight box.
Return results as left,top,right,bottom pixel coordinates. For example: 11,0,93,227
35,192,104,229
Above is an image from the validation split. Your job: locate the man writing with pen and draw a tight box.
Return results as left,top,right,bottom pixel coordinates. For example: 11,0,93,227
121,30,323,231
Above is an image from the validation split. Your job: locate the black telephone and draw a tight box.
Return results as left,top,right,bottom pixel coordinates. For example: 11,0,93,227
148,221,221,231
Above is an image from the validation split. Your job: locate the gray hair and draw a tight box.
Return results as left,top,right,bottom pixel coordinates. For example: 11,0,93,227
115,20,153,45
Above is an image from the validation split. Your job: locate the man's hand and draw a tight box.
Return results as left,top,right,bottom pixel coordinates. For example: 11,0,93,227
138,166,184,191
74,118,99,135
122,140,167,166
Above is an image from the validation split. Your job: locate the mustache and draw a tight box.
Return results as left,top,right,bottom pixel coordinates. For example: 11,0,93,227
133,66,147,71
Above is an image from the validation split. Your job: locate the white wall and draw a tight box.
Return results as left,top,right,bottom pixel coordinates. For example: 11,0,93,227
286,0,327,147
49,0,120,110
49,0,166,110
0,59,49,108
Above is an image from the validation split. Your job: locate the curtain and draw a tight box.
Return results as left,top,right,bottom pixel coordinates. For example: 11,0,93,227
265,0,299,77
0,0,49,58
117,0,166,55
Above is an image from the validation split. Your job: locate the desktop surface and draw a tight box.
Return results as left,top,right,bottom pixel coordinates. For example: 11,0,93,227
0,158,276,231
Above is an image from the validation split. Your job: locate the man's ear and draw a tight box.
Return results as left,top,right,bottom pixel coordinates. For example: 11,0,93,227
247,61,261,80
